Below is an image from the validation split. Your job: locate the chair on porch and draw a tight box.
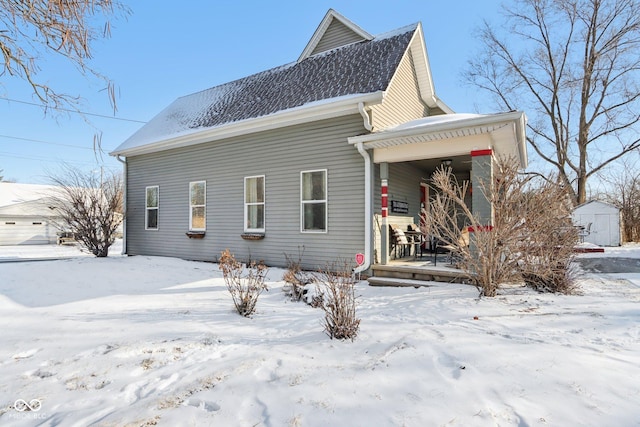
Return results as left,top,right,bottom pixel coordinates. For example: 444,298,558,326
389,224,420,259
406,223,425,258
435,227,470,266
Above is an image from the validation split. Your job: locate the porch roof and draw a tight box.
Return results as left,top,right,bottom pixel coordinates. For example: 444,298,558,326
349,111,527,168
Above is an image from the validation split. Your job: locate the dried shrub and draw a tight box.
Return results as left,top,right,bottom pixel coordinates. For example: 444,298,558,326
318,260,360,341
423,156,579,296
283,247,315,302
219,249,268,317
517,183,579,294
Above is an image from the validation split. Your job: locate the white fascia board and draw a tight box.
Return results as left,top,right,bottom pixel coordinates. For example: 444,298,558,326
349,111,528,168
111,92,385,157
348,111,526,145
408,23,455,113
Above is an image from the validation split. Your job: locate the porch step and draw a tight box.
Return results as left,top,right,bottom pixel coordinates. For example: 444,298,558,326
370,264,469,284
367,277,434,288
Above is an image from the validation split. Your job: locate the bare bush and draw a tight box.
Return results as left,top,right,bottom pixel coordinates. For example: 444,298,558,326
47,165,123,257
517,183,579,294
219,249,268,317
423,157,578,296
283,247,315,302
318,260,360,340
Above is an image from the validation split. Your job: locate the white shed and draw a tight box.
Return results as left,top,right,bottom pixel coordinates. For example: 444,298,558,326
572,200,621,247
0,183,62,245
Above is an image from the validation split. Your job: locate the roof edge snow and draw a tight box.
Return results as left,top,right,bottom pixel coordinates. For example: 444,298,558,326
110,92,385,157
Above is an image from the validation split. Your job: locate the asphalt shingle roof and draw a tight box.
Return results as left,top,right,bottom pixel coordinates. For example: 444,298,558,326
114,24,417,153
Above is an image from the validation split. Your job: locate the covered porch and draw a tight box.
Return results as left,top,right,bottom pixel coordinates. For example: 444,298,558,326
349,112,527,283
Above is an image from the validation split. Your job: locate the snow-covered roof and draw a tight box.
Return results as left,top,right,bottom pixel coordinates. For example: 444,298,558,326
574,200,619,212
0,182,58,208
348,111,528,168
111,23,418,156
389,113,485,131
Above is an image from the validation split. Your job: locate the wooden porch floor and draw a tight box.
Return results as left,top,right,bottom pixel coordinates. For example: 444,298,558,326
368,254,469,287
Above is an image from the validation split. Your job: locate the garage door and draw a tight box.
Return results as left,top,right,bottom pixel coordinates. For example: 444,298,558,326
0,218,56,245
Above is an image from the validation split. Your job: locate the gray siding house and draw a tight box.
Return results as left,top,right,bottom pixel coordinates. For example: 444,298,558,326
111,9,527,272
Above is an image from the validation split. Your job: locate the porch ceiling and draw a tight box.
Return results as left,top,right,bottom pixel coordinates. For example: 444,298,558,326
349,111,527,167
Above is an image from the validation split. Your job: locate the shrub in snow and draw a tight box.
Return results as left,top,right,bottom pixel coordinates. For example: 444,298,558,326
516,182,579,294
283,248,316,302
318,260,360,340
423,156,578,296
219,249,268,317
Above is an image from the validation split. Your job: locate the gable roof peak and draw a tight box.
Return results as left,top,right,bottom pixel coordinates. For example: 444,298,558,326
298,9,373,62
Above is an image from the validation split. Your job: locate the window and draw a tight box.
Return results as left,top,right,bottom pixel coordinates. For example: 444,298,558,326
189,181,206,231
245,176,265,232
301,169,327,232
145,186,159,230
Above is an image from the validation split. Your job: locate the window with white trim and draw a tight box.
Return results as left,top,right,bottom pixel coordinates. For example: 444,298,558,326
145,186,159,230
189,181,206,231
301,169,327,232
244,175,265,232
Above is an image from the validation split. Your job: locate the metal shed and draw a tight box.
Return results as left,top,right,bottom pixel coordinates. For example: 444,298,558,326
572,200,621,247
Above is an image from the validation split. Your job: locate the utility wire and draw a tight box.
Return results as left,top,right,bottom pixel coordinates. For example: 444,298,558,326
0,151,98,165
0,96,147,124
0,133,97,150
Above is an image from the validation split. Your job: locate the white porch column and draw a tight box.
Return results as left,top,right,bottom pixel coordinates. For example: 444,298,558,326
380,162,389,265
471,149,494,224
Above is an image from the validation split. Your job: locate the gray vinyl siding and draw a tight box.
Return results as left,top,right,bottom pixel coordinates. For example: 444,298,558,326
373,162,423,222
370,50,428,130
311,19,366,55
125,115,367,271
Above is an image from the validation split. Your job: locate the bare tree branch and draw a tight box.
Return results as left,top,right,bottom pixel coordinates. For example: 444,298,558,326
0,0,129,113
466,0,640,205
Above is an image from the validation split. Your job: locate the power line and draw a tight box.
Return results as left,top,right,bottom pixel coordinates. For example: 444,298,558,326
0,97,147,124
0,150,100,165
0,133,96,150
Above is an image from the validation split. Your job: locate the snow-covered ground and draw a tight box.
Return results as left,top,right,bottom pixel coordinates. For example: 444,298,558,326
0,243,639,426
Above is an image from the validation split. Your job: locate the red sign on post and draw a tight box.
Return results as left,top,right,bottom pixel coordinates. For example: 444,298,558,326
355,253,365,266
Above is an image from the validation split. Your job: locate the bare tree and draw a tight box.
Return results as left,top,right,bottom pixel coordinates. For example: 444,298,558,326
423,157,578,296
600,159,640,242
47,165,123,257
0,0,129,111
466,0,640,205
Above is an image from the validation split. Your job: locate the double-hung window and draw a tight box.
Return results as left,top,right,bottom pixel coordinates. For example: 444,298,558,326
301,169,327,232
244,175,265,232
189,181,206,231
145,186,159,230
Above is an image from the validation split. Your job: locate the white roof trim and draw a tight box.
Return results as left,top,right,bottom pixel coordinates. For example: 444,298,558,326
408,23,453,114
298,9,373,62
349,111,528,167
111,92,385,157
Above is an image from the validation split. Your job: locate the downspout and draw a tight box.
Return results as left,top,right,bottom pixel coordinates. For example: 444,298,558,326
358,102,373,132
115,155,127,255
354,102,373,274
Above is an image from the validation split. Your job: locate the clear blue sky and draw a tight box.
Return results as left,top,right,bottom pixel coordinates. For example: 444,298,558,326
0,0,506,184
